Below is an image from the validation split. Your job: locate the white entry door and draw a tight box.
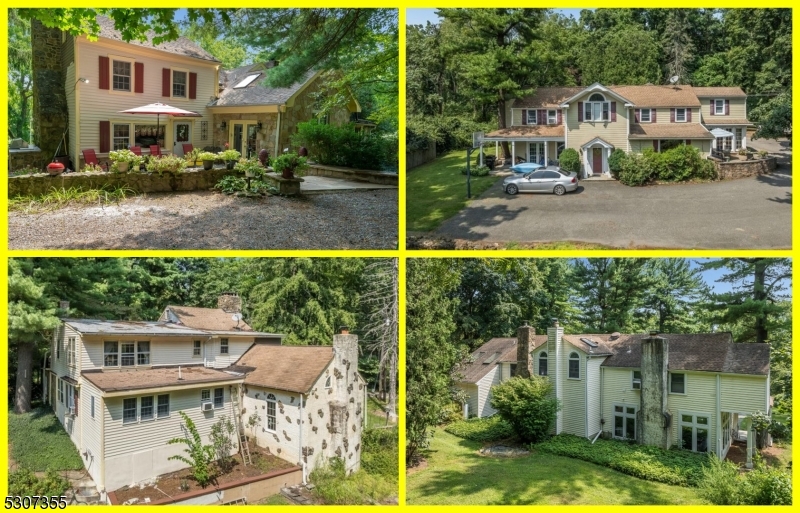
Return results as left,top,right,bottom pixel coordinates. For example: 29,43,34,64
528,142,544,165
173,122,191,156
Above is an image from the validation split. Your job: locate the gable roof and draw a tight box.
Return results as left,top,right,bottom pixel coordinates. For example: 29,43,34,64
209,65,317,107
512,87,583,108
234,343,334,393
692,87,747,97
608,85,702,107
162,305,255,332
459,336,547,384
514,84,731,110
95,16,218,62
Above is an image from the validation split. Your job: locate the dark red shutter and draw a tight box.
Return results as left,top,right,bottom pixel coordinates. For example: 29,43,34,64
686,139,691,145
653,140,658,151
538,109,546,125
578,102,583,122
710,99,714,115
725,100,730,115
557,110,562,125
189,72,197,99
652,109,657,123
687,109,692,122
521,110,527,125
635,109,640,122
610,102,617,122
670,109,675,123
134,62,144,93
99,121,110,153
99,56,110,90
162,68,171,97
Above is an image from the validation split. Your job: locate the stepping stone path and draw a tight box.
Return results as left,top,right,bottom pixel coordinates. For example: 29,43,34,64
479,445,530,457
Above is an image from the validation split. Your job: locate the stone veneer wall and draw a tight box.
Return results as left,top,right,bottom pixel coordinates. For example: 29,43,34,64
8,168,237,198
9,148,49,172
31,20,68,164
712,156,777,180
211,113,280,156
305,164,398,185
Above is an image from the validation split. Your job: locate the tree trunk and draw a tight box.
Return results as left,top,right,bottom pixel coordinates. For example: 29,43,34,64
498,97,510,158
386,350,397,422
754,259,768,344
15,341,36,413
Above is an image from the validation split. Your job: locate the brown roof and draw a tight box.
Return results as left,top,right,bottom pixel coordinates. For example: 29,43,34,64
513,87,583,108
164,306,254,332
609,85,701,107
96,16,218,62
235,344,333,393
82,365,239,392
629,123,714,139
459,336,547,384
703,118,752,126
486,125,565,139
693,87,747,97
563,334,616,356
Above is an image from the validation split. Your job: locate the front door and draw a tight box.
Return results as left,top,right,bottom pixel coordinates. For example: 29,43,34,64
592,147,603,175
173,122,191,156
529,142,544,165
231,122,258,158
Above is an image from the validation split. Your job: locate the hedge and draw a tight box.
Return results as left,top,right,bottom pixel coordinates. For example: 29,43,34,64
444,416,515,443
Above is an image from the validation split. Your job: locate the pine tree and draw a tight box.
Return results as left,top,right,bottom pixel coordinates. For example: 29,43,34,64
643,259,710,333
662,9,695,83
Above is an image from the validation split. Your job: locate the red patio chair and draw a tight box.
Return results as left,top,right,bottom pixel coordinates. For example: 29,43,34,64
82,149,108,171
182,143,194,155
149,145,162,157
129,146,142,156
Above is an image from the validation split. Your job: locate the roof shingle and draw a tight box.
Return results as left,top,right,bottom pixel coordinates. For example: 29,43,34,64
693,87,747,97
96,16,218,62
210,65,317,108
459,336,547,384
82,365,239,392
629,123,714,139
164,305,254,332
235,344,333,393
486,125,565,138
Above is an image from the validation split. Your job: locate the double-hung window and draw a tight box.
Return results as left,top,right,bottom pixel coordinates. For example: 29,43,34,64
193,340,202,357
140,396,154,421
120,342,135,367
632,370,642,389
58,379,64,404
173,70,187,98
123,398,137,424
201,389,211,405
104,341,119,367
714,99,725,115
220,338,229,354
214,388,224,408
639,109,652,123
675,108,687,122
67,337,76,367
266,394,277,431
547,110,557,124
157,394,170,418
112,60,131,92
670,373,686,394
137,342,150,365
568,352,580,379
526,110,537,125
113,124,130,150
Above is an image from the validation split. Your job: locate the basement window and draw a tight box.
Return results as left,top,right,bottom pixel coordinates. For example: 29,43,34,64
632,370,641,390
670,373,686,394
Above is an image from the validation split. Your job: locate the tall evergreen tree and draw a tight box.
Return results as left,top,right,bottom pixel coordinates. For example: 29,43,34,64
643,259,709,333
662,10,695,83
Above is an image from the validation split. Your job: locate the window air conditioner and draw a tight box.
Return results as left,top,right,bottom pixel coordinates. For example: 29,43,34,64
202,402,214,412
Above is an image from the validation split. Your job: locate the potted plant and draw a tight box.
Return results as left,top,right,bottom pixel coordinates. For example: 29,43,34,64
234,158,265,178
146,154,187,176
736,147,749,161
218,147,242,170
109,149,142,173
185,148,202,168
199,151,217,170
272,152,309,179
757,150,769,159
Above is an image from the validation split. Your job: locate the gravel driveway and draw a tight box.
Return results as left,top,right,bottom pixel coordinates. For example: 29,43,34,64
9,190,398,250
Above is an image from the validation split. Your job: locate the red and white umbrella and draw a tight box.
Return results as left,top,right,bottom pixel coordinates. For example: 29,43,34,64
118,103,202,148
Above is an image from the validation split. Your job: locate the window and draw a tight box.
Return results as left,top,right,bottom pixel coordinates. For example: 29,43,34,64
529,142,544,165
201,389,211,405
584,93,610,122
121,342,135,367
214,388,224,408
58,379,64,404
220,338,229,354
112,60,131,92
123,398,137,424
140,396,154,421
67,337,76,367
675,108,687,122
104,341,119,367
568,352,580,379
538,351,548,376
632,370,642,390
113,124,130,150
193,340,201,357
526,110,537,125
614,404,637,439
66,383,76,413
157,394,170,418
680,413,709,452
547,110,557,124
91,396,95,419
134,124,165,147
639,109,652,123
325,375,332,388
714,99,725,115
172,70,187,98
56,335,61,360
137,342,150,365
266,393,277,431
556,143,565,158
670,373,686,394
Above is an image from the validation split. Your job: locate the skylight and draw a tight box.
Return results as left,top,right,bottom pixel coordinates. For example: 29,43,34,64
580,337,598,348
233,73,261,89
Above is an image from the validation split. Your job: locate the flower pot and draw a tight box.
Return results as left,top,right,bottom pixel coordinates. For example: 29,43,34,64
245,169,257,178
117,162,129,173
226,161,235,170
281,168,295,179
203,160,214,171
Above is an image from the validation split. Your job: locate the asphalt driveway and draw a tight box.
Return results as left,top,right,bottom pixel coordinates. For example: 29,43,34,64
435,163,791,249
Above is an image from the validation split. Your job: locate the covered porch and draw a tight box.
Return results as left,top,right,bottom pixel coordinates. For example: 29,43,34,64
481,125,565,167
707,123,751,156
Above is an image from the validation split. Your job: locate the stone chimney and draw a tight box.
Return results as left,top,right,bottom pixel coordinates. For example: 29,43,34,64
329,327,362,473
639,332,670,449
515,322,535,378
31,20,68,161
547,318,564,433
217,292,241,313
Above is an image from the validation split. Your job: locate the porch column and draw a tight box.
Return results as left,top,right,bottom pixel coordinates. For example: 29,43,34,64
606,147,612,174
741,128,747,150
511,141,515,162
479,145,484,166
544,142,548,165
746,428,754,469
712,137,717,150
583,149,589,178
495,141,499,158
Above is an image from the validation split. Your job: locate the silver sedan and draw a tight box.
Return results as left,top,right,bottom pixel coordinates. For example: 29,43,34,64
503,166,579,195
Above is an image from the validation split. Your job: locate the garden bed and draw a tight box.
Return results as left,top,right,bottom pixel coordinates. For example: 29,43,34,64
109,445,298,505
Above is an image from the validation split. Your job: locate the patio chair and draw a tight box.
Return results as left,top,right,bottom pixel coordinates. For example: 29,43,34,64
182,143,194,155
149,145,162,157
129,146,142,156
81,149,108,171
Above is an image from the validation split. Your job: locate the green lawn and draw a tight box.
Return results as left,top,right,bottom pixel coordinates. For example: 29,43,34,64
367,396,396,428
407,431,706,505
407,149,502,232
8,407,84,472
255,494,292,505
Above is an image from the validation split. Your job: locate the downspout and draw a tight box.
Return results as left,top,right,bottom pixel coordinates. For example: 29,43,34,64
584,356,588,438
275,109,282,156
299,392,306,484
99,395,105,493
716,374,721,458
599,366,604,437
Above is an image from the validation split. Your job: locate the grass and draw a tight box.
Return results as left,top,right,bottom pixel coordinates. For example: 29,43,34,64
255,494,292,505
444,416,515,442
407,148,502,232
367,396,396,428
406,430,705,505
9,185,136,213
8,407,84,472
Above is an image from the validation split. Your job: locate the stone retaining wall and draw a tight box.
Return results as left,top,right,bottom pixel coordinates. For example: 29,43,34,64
711,156,777,180
8,167,236,198
306,164,398,185
9,148,49,172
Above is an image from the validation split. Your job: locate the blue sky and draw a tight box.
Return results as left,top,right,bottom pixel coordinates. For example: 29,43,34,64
406,8,584,25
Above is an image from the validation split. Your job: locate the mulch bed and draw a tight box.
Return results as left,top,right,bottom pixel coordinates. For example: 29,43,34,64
112,444,295,504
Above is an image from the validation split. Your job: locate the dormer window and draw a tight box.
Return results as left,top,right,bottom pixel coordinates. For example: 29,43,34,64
714,99,725,115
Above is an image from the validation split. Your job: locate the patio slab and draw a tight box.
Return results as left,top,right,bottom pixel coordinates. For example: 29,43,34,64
300,175,397,194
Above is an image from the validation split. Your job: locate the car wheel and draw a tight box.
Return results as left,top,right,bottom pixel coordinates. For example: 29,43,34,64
506,184,518,195
553,184,566,196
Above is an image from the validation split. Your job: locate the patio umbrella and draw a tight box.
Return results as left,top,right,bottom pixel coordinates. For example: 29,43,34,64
118,103,202,149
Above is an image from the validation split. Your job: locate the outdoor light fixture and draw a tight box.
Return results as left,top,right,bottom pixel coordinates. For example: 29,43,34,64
220,121,227,129
256,122,263,131
78,78,89,84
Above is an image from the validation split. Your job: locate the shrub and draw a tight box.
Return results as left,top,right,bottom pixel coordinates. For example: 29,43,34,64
558,148,580,173
234,158,265,178
536,434,708,487
209,415,237,473
361,428,398,480
292,121,392,170
8,468,70,497
744,467,792,505
309,457,396,504
272,152,309,176
168,411,216,487
444,416,515,442
608,148,627,178
406,115,496,155
460,165,490,176
619,151,656,186
82,163,105,173
490,376,560,443
696,455,741,504
146,154,186,176
219,149,241,161
697,454,792,505
768,420,790,441
184,148,202,166
438,402,464,425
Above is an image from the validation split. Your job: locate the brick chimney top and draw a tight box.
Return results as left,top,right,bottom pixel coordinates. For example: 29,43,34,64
339,326,349,334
